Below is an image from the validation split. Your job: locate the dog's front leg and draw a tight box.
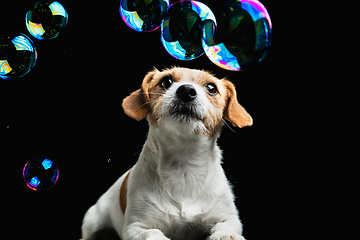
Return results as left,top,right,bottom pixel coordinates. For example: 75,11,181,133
209,219,246,240
124,222,170,240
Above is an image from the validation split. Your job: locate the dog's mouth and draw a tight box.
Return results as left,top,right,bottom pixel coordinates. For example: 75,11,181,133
169,101,203,123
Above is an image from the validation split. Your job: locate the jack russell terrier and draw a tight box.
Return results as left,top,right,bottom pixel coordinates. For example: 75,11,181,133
81,67,253,240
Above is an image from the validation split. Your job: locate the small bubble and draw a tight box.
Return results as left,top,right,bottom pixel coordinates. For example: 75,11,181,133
26,1,68,40
0,33,37,79
23,158,59,191
120,0,169,32
160,1,216,60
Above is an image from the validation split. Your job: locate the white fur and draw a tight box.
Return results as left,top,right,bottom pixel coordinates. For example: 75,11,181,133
159,80,209,135
81,68,248,240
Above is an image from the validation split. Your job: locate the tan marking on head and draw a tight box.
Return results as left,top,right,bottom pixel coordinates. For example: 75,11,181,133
122,67,252,136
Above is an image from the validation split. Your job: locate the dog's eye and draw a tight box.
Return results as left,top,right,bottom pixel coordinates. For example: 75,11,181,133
205,83,218,95
159,76,174,90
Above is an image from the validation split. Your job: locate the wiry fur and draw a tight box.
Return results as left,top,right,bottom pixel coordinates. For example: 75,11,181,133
81,67,252,240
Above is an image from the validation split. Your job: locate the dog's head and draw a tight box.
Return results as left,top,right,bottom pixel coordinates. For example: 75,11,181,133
122,67,252,136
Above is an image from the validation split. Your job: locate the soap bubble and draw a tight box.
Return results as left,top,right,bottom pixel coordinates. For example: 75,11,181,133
120,0,170,32
161,0,216,60
23,158,59,191
26,1,68,40
202,0,272,71
0,33,37,80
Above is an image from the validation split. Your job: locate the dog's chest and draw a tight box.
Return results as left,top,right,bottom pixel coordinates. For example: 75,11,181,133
164,209,209,240
160,201,211,240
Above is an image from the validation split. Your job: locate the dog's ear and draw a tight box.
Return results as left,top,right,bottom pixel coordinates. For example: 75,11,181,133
122,70,157,121
223,80,253,128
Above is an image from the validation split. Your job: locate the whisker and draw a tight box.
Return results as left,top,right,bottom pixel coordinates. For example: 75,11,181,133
222,117,236,133
214,111,237,133
135,92,164,108
140,99,161,108
138,92,165,96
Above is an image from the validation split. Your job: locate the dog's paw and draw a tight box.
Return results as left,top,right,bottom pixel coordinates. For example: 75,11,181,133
146,229,171,240
209,232,245,240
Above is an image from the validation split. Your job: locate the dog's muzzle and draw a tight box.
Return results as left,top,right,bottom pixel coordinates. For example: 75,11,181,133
170,84,202,122
176,84,197,103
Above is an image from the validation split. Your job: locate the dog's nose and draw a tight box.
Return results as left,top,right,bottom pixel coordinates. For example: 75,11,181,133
176,84,197,102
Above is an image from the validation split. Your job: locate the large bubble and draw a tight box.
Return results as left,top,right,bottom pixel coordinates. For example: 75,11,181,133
202,0,272,71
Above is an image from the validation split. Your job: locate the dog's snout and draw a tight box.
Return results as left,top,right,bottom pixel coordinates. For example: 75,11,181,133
176,84,197,103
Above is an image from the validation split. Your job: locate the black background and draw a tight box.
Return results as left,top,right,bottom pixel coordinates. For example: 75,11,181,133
0,1,296,239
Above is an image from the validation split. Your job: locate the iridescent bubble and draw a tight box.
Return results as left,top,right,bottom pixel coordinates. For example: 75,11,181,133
161,0,216,60
23,158,59,191
26,1,68,40
120,0,170,32
202,0,272,71
0,33,37,80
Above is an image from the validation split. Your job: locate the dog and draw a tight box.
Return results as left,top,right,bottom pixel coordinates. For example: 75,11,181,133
81,67,253,240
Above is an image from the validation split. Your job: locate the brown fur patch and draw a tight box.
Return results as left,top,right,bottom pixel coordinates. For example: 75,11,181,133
119,170,131,215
